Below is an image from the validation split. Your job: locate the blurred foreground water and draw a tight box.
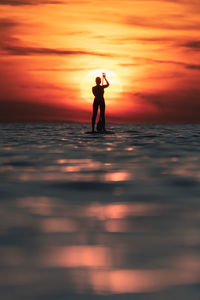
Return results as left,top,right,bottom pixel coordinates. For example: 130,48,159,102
0,123,200,300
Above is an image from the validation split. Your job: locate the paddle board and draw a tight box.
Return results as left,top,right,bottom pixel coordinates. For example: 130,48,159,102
85,131,115,135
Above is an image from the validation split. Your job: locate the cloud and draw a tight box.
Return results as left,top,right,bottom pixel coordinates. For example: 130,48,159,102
0,0,88,5
126,37,175,43
125,16,200,31
106,36,178,46
186,64,200,70
134,89,200,111
31,67,92,72
0,0,64,5
20,82,68,91
0,18,20,50
0,99,89,122
123,89,200,123
121,57,200,71
1,44,114,57
181,40,200,50
0,18,18,28
0,0,32,5
0,18,18,38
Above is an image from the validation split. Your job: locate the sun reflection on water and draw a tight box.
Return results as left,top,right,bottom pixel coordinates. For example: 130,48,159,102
103,171,131,182
44,246,111,268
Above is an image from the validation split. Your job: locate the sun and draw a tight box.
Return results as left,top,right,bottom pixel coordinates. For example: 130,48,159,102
80,69,122,105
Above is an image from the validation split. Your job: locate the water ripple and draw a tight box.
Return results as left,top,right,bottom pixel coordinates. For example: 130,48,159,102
0,123,200,299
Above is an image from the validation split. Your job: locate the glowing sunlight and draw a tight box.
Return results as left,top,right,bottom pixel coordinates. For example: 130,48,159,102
80,69,122,105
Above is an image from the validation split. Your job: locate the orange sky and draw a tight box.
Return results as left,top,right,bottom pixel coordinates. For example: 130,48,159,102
0,0,200,122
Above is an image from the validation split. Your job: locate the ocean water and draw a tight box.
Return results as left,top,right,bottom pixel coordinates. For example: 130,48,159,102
0,123,200,300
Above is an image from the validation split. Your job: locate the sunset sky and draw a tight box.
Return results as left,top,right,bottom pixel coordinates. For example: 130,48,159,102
0,0,200,122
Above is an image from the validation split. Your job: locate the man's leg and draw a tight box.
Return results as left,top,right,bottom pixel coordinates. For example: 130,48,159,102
92,103,98,132
100,102,105,131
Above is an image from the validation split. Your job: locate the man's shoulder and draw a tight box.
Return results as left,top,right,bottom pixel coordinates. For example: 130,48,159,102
92,85,103,91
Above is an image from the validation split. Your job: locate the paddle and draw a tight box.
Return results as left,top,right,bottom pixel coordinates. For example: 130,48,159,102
102,72,106,86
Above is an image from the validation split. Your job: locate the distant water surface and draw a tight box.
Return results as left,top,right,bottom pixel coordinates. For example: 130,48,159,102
0,123,200,300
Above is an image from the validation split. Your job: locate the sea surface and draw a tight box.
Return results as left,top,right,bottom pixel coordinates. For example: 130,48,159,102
0,123,200,300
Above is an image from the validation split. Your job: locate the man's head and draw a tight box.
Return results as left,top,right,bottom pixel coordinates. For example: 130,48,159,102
96,77,101,85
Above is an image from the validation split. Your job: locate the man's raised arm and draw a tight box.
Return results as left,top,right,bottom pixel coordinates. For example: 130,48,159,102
103,77,109,88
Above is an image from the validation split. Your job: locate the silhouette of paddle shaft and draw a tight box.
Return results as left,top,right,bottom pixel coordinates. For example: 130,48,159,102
92,73,109,132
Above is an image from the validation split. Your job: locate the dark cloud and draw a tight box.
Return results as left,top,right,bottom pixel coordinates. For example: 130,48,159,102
0,0,64,6
1,44,113,57
19,82,68,91
121,57,200,71
0,18,18,28
137,89,200,110
0,0,87,5
0,18,106,60
126,16,200,31
181,40,200,50
148,58,200,71
124,89,200,123
130,37,174,43
110,36,177,45
0,99,89,122
186,64,200,70
0,0,31,5
31,67,92,72
0,18,20,50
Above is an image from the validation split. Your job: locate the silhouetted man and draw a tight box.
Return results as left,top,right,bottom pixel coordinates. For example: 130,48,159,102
92,73,109,132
